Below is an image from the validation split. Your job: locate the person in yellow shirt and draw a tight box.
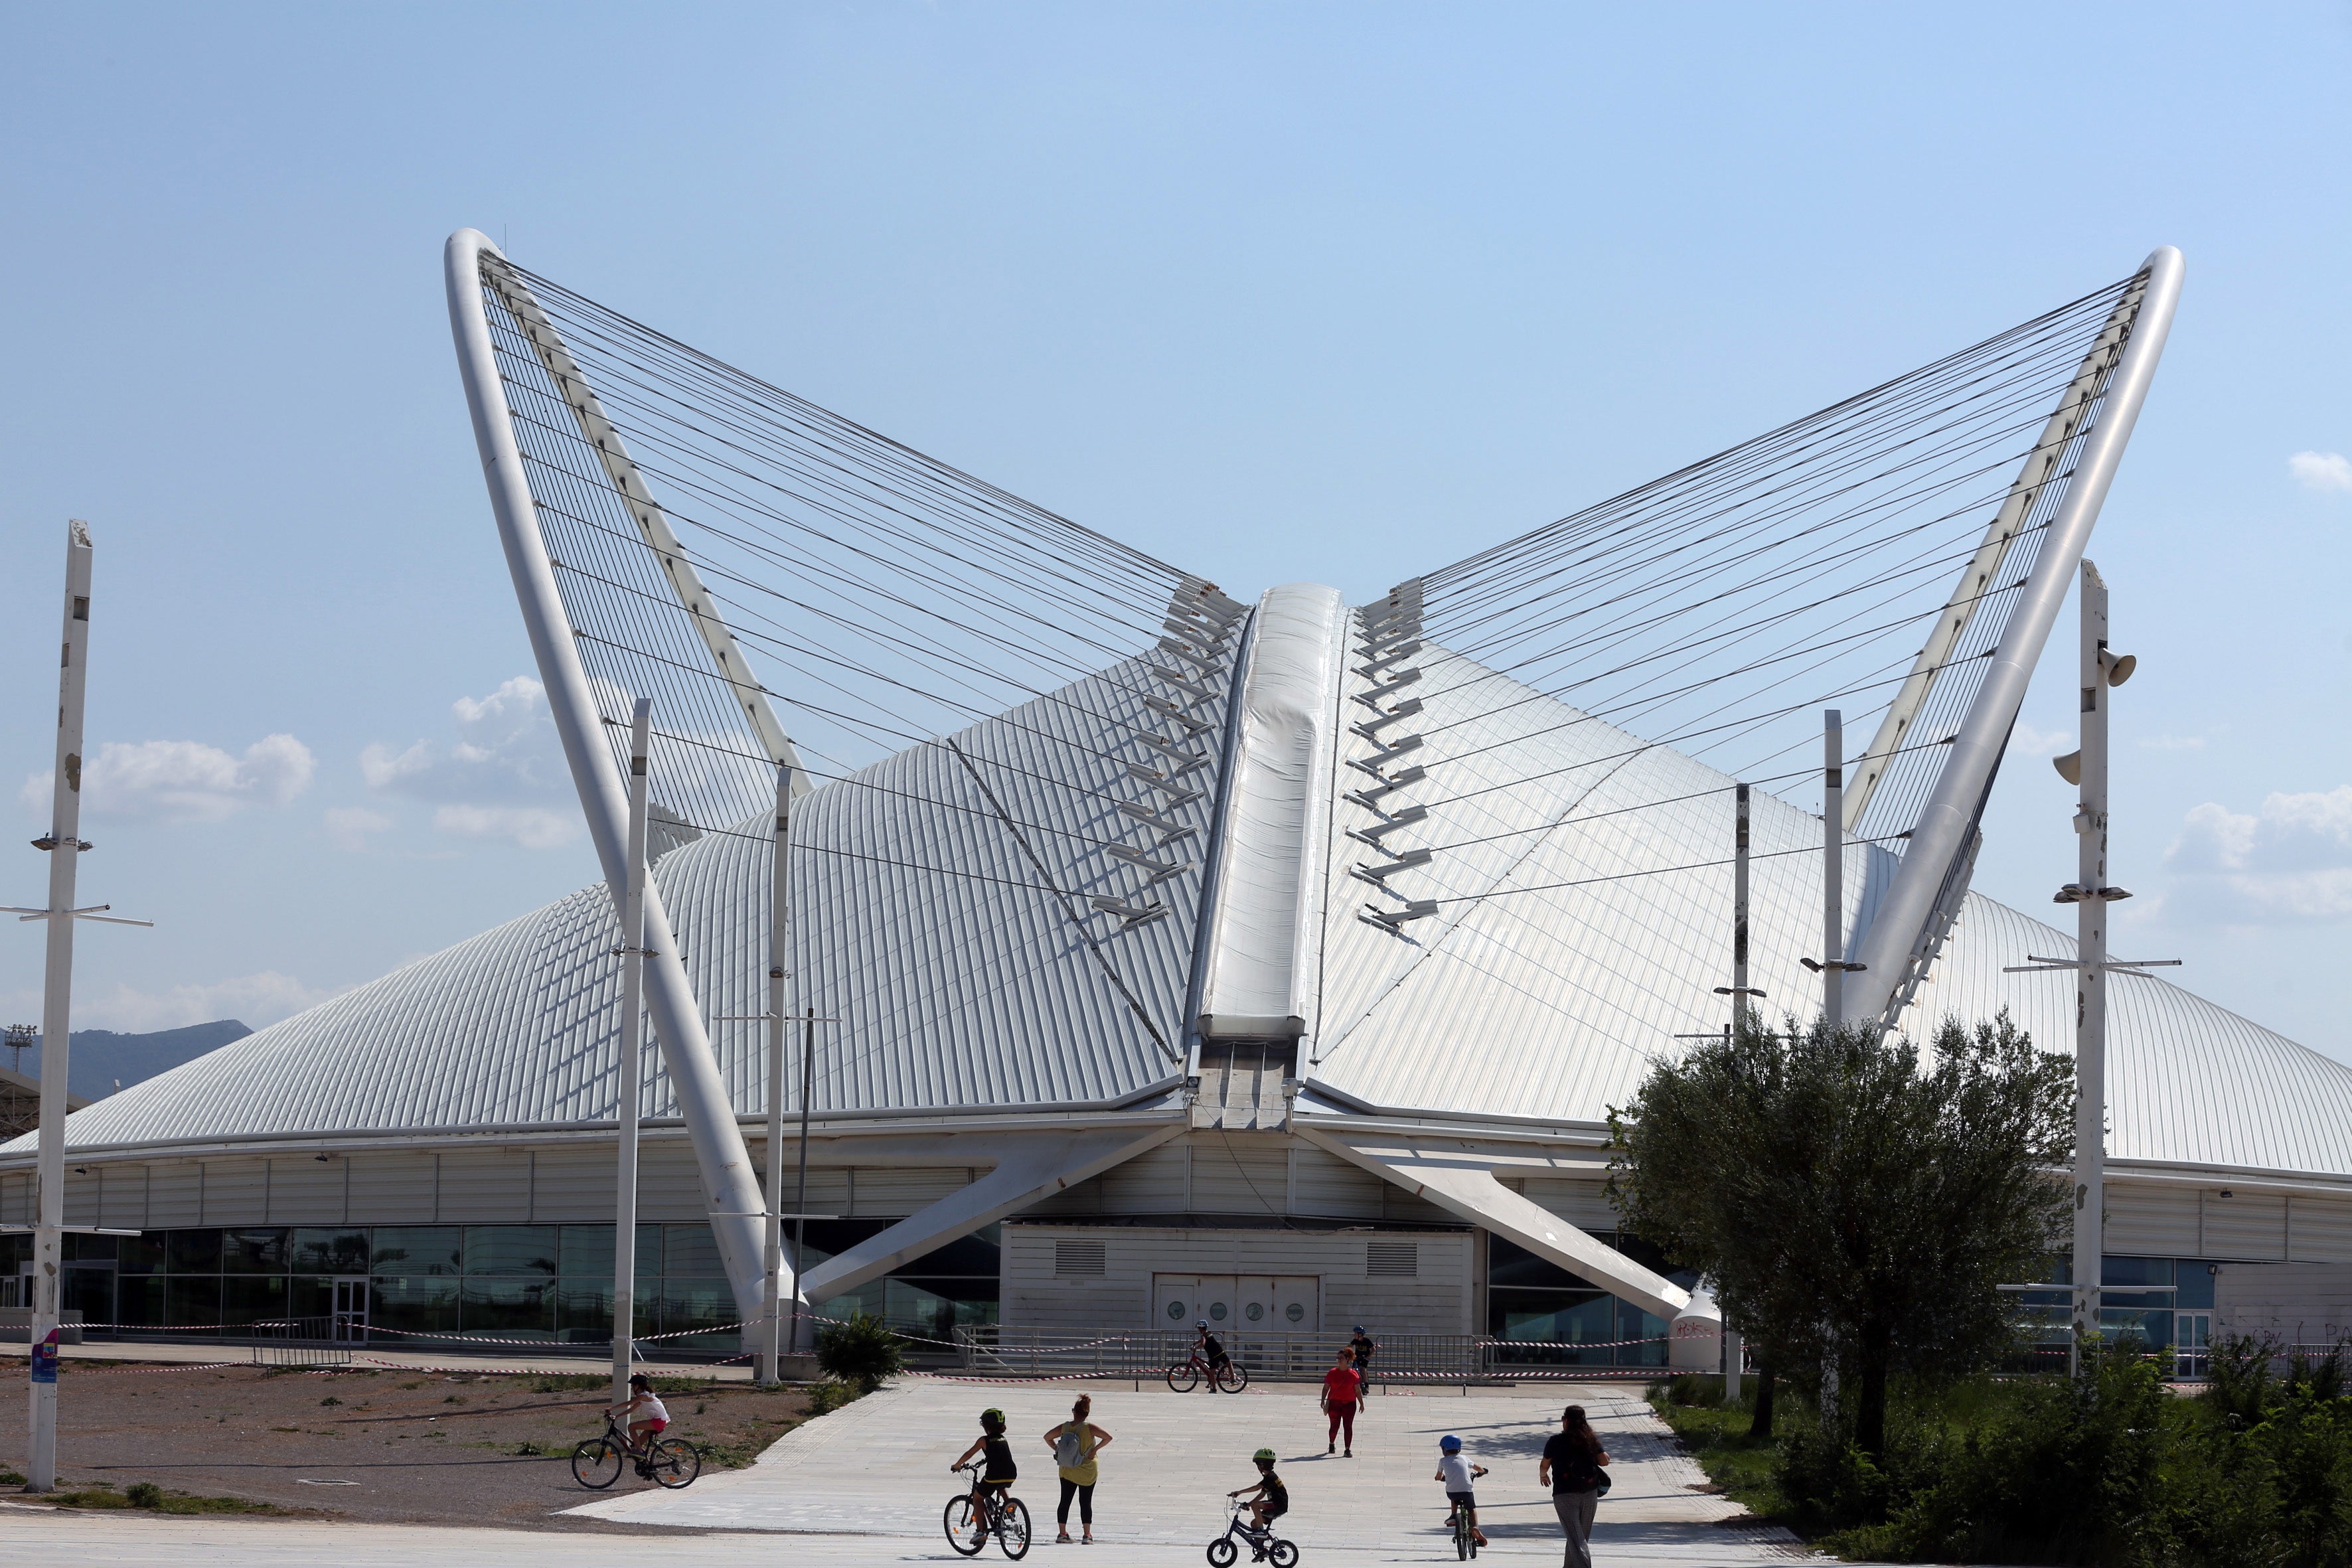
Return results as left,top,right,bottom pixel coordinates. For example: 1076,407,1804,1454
1042,1393,1115,1543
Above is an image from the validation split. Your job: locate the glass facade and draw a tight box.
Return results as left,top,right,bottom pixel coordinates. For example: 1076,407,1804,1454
2015,1255,2221,1353
1484,1233,1681,1367
40,1220,999,1352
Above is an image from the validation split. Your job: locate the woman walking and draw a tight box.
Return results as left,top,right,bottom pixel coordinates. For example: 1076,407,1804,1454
1042,1394,1113,1543
1320,1346,1362,1457
1538,1404,1611,1568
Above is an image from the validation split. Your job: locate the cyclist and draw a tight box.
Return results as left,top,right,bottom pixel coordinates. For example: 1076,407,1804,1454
1348,1323,1379,1385
951,1406,1019,1521
603,1373,669,1456
1435,1434,1488,1548
1227,1446,1289,1535
1194,1317,1231,1377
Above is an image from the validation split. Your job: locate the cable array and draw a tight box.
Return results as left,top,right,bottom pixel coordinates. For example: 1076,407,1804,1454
1338,268,2151,947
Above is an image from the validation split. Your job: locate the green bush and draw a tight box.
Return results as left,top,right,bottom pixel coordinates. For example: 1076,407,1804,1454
815,1312,903,1394
125,1482,163,1508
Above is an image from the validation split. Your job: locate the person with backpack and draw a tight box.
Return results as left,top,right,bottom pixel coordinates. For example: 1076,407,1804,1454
1538,1403,1611,1568
1041,1393,1114,1544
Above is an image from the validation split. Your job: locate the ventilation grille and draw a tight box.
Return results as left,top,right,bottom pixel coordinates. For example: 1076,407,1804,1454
1054,1239,1107,1277
1366,1241,1418,1277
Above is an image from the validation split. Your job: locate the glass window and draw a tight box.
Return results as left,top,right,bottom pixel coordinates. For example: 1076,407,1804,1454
166,1275,222,1328
370,1227,461,1275
288,1277,336,1322
371,1275,459,1336
556,1279,656,1344
558,1224,661,1281
118,1233,166,1275
1488,1234,1602,1291
661,1224,722,1279
902,1225,1001,1278
167,1229,223,1274
656,1277,736,1345
62,1231,119,1263
222,1228,289,1274
1616,1301,1669,1367
61,1264,116,1322
2177,1261,2217,1311
2102,1255,2175,1289
290,1229,370,1275
222,1275,287,1326
1486,1289,1616,1366
460,1278,555,1338
114,1275,166,1326
463,1226,558,1277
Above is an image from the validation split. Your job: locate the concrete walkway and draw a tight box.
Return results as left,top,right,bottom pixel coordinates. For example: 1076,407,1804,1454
565,1377,1812,1561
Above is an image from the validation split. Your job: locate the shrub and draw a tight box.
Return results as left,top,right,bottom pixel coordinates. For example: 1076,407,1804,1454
125,1482,163,1508
815,1312,903,1393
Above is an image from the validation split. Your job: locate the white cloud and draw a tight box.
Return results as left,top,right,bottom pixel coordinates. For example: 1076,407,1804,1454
64,971,345,1032
2290,451,2352,493
431,803,579,850
2011,723,2074,757
2163,786,2352,922
20,734,315,823
362,677,580,850
323,805,396,850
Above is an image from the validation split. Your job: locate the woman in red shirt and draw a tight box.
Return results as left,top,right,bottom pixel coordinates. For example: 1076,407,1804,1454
1320,1346,1362,1456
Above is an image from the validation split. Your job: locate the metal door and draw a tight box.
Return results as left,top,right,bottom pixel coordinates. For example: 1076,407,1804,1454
2175,1312,2210,1378
1152,1274,1240,1330
333,1276,369,1344
1269,1275,1320,1332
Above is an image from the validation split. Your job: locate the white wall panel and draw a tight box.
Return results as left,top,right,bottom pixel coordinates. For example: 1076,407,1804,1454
101,1164,147,1230
62,1168,100,1228
532,1145,615,1223
1,1172,27,1226
637,1140,708,1222
434,1148,530,1223
148,1160,203,1227
1097,1146,1186,1214
1188,1140,1288,1218
2106,1182,2199,1255
2204,1192,2288,1261
202,1158,268,1225
347,1151,436,1223
1288,1147,1384,1220
851,1167,973,1217
2290,1199,2352,1265
1512,1176,1617,1231
267,1158,346,1225
2217,1261,2352,1342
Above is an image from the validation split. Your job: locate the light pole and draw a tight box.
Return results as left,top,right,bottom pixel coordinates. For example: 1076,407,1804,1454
6,522,151,1491
610,700,653,1410
2005,560,2174,1376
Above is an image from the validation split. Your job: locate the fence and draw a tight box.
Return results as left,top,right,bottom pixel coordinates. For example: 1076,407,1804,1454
952,1327,1658,1383
250,1316,353,1369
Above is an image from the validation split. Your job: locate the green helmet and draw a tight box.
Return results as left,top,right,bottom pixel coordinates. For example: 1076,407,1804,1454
981,1407,1005,1427
1253,1447,1277,1462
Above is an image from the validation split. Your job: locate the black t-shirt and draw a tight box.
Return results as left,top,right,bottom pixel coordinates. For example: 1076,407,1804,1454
982,1434,1017,1481
1349,1334,1375,1366
1202,1333,1227,1362
1543,1431,1601,1494
1259,1470,1288,1516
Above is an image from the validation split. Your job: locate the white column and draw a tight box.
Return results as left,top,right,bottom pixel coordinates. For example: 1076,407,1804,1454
758,765,791,1383
2071,564,2111,1372
612,700,651,1409
1731,783,1751,1035
27,520,92,1493
1821,713,1845,1024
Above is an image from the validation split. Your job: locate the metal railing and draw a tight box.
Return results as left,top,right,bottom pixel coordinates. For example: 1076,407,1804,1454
952,1327,1660,1383
251,1316,354,1368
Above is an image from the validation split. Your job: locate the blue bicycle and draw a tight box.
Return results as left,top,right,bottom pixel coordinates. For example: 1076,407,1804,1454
1206,1499,1298,1566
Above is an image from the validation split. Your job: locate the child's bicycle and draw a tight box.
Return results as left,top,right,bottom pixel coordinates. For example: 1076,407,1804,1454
1166,1349,1251,1393
570,1411,701,1489
1206,1498,1297,1565
944,1459,1033,1559
1447,1495,1479,1559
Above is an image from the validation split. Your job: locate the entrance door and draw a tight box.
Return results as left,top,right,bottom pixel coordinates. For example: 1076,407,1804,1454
333,1277,369,1344
1154,1275,1237,1332
2175,1312,2210,1379
1154,1274,1319,1334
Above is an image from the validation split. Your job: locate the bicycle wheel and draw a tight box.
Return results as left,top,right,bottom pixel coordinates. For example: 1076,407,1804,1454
570,1437,623,1490
1267,1539,1298,1567
1214,1359,1251,1393
647,1436,701,1488
945,1496,988,1557
1166,1360,1201,1393
1454,1509,1471,1559
1206,1538,1238,1567
996,1496,1032,1559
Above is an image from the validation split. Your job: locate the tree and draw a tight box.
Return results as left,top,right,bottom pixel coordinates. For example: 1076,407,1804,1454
1608,1011,2073,1458
815,1310,905,1393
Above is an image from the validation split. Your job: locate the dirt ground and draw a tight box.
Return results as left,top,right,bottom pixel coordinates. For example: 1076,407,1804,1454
0,1362,812,1528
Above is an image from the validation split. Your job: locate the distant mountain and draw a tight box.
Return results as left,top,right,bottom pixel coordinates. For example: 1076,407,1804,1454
7,1020,254,1100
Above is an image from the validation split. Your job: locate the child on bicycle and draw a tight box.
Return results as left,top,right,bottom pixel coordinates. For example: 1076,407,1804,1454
951,1406,1019,1516
1435,1434,1488,1548
1194,1317,1231,1374
605,1373,669,1453
1227,1447,1289,1534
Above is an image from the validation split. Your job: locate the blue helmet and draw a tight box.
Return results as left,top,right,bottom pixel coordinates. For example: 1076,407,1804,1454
1440,1435,1462,1452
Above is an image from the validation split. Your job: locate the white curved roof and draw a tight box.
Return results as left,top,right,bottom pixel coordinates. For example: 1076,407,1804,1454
11,594,2350,1186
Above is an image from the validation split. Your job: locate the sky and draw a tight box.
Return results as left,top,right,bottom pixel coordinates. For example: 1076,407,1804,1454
2,3,2349,1063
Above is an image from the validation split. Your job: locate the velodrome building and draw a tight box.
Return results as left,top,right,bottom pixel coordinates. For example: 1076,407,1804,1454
9,239,2352,1362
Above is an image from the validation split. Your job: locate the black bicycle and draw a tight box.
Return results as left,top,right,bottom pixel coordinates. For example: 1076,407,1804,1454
1206,1499,1297,1566
1448,1495,1479,1559
571,1412,701,1490
945,1459,1033,1559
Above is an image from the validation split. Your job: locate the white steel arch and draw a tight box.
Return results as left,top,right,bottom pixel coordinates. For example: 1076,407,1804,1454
443,227,773,1323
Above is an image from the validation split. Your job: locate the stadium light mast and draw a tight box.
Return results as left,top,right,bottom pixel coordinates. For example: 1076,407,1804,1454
8,522,151,1492
611,700,653,1408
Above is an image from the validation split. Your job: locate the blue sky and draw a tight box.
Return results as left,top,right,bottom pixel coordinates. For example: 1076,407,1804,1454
3,3,2349,1061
